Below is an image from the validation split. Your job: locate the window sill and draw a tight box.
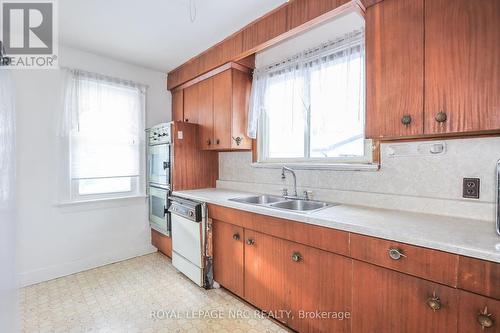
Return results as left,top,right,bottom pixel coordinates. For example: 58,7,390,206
251,162,380,172
56,195,148,208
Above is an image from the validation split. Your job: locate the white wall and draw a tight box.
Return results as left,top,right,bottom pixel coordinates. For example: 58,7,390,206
14,46,171,287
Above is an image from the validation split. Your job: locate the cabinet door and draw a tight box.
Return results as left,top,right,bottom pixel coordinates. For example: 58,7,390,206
352,261,459,333
230,69,252,150
172,89,184,122
286,242,352,333
365,0,424,138
244,230,288,324
425,0,500,134
212,220,244,297
183,83,199,124
458,290,500,333
213,70,232,149
197,78,214,150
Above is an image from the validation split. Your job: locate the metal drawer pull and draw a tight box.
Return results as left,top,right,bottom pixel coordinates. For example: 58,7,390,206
426,292,441,312
401,115,412,125
435,111,447,123
388,248,406,260
478,306,494,329
291,252,302,262
232,233,240,241
246,239,255,245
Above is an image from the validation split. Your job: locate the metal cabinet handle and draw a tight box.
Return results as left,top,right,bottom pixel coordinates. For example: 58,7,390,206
232,136,242,146
232,233,240,241
291,252,302,262
426,292,441,312
478,306,495,329
388,248,406,260
206,139,211,146
185,118,189,122
246,239,255,245
216,139,220,145
435,111,447,123
401,115,412,126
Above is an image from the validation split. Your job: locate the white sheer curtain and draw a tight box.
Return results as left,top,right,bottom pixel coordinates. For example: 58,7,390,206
248,29,365,160
59,68,146,199
0,70,18,332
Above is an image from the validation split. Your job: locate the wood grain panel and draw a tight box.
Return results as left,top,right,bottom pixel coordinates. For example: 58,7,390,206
361,0,384,8
230,69,252,150
424,0,500,134
212,220,244,297
242,7,287,52
213,70,232,149
286,0,348,30
458,256,500,300
171,89,183,122
350,233,458,286
244,230,288,323
151,229,172,258
171,121,218,191
182,83,198,123
352,261,459,333
197,78,214,149
365,0,424,138
458,290,500,333
207,205,349,256
286,242,352,333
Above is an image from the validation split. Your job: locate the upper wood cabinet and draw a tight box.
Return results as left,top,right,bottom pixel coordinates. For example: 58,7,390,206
183,83,199,124
172,64,252,151
172,89,184,122
424,0,500,135
366,0,500,139
365,0,424,138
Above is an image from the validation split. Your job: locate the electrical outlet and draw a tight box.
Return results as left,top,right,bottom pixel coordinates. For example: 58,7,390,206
463,178,480,199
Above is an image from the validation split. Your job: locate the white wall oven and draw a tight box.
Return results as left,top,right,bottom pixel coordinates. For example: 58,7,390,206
147,123,171,236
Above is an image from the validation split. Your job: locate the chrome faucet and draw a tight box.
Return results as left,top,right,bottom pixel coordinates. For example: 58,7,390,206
281,166,298,197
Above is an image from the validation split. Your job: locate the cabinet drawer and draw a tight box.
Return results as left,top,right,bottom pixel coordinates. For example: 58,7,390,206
458,256,500,299
208,204,253,226
459,290,500,333
350,233,458,286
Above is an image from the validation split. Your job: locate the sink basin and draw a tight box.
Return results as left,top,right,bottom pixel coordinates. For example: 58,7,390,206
230,195,286,205
270,200,332,212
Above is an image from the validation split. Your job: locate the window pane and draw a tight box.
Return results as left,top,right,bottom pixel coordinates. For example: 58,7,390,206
309,52,364,158
78,177,132,195
266,76,305,159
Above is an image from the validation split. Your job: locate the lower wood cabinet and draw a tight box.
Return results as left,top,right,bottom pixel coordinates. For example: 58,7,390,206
244,230,288,323
458,290,499,332
209,205,500,333
352,260,459,333
212,220,244,297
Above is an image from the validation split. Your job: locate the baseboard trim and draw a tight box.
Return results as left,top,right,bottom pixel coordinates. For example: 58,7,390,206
19,244,157,287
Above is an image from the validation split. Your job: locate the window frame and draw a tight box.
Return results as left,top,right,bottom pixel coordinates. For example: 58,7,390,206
255,40,373,167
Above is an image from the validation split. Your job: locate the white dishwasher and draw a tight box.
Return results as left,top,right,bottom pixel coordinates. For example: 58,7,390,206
169,196,210,287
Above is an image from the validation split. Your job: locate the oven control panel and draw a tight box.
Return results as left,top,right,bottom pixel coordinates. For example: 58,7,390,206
149,123,171,145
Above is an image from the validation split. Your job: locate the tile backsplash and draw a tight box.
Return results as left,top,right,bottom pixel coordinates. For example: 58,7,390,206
218,137,500,222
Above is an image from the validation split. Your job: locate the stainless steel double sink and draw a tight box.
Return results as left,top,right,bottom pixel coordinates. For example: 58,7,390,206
229,195,335,213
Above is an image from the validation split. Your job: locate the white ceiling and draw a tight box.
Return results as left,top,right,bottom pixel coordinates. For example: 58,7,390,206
59,0,287,72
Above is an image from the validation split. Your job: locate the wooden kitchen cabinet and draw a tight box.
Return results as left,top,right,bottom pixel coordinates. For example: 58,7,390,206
285,241,352,333
425,0,500,135
458,290,500,332
365,0,424,138
244,229,288,323
212,220,244,297
458,256,500,300
172,89,184,122
197,78,214,150
183,83,199,124
352,260,459,333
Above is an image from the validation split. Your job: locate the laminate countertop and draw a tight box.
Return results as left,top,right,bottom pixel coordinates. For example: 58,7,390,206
172,188,500,263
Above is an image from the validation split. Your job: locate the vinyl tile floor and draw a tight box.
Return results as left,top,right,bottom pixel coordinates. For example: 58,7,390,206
19,252,288,333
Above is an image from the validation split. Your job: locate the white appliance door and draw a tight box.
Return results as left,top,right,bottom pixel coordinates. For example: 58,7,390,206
171,214,202,267
148,144,170,186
